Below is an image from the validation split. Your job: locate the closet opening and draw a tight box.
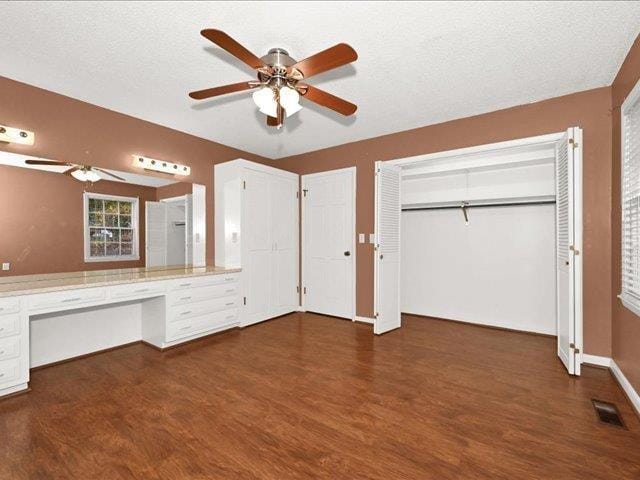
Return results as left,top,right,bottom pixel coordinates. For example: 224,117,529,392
374,129,583,375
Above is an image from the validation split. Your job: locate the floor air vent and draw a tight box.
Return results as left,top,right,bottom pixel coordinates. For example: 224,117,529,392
592,399,626,429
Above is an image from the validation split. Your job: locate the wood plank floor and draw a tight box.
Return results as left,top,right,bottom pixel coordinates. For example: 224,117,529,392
1,313,639,479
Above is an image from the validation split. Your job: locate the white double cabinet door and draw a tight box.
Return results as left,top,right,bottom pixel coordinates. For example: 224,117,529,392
215,160,299,327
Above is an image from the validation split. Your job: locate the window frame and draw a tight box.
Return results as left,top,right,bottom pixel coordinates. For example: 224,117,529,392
619,76,640,317
83,192,140,263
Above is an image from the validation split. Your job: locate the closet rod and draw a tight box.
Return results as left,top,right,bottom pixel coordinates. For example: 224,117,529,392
402,200,556,212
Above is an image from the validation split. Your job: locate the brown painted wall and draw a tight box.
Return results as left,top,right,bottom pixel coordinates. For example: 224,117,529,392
156,182,193,201
278,87,614,357
0,76,271,269
0,164,157,275
611,35,640,394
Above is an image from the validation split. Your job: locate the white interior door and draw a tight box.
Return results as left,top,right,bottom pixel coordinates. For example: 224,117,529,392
556,127,583,375
242,168,272,326
374,162,402,334
270,174,299,315
145,201,168,268
302,168,355,319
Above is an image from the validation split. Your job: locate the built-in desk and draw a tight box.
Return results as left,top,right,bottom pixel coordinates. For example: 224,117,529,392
0,266,241,398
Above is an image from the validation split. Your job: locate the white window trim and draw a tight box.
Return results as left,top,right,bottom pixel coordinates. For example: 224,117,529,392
83,192,140,263
619,76,640,317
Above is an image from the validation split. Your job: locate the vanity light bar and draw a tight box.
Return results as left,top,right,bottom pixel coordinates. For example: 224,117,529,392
0,125,35,145
132,155,191,176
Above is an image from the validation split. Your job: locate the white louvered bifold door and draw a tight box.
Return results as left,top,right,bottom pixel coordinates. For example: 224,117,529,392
145,201,168,268
555,127,583,376
374,162,402,334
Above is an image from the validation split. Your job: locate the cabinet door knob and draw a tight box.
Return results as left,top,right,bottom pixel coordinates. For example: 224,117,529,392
344,251,351,256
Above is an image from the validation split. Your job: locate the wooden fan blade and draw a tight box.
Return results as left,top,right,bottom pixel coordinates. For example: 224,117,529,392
267,116,279,126
289,43,357,79
200,29,266,70
94,168,126,182
299,85,357,116
25,159,74,167
189,81,257,100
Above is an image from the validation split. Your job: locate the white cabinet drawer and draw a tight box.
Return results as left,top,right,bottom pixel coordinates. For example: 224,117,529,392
167,308,239,341
169,283,239,306
0,358,20,385
170,297,239,323
0,314,20,339
110,282,165,300
28,288,106,312
0,336,20,361
0,297,19,316
171,273,239,291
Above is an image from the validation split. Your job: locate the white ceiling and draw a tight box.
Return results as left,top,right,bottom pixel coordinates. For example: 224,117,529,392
1,1,639,159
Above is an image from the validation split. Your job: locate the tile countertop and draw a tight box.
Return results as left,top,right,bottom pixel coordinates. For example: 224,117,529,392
0,266,241,298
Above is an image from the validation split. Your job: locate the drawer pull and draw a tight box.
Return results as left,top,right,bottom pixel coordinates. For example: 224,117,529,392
224,277,234,282
62,297,82,303
0,351,4,355
225,315,235,320
180,296,192,301
179,325,191,331
225,289,234,293
0,307,4,311
225,302,234,306
180,311,192,316
179,283,192,287
134,288,149,293
0,328,4,332
0,373,4,378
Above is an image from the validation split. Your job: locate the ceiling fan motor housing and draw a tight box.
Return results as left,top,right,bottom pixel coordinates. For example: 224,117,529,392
259,48,298,85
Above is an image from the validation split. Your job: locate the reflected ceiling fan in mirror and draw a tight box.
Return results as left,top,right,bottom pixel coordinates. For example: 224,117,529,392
188,29,358,129
24,159,125,183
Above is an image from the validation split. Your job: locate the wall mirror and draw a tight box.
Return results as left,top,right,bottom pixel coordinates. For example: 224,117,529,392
0,151,206,281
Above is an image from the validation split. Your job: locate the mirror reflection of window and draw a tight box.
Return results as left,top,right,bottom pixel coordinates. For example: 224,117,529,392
84,193,139,262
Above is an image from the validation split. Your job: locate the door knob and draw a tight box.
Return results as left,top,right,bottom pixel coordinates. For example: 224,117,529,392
344,251,351,256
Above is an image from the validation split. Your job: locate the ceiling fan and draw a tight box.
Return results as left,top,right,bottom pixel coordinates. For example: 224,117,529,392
25,159,125,183
188,29,358,128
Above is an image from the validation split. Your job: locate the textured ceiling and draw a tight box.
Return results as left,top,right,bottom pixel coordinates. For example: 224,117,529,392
1,1,639,159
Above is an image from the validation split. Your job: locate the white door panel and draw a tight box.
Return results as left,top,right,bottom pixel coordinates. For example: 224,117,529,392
242,169,272,325
145,201,168,268
375,162,402,334
302,168,355,319
555,127,582,375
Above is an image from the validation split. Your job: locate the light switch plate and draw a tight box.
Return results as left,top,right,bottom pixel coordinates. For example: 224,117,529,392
1,263,9,271
358,233,365,244
369,234,376,244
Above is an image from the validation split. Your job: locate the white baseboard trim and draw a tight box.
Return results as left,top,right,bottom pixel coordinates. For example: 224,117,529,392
296,306,306,312
354,316,374,324
581,354,612,368
610,360,640,416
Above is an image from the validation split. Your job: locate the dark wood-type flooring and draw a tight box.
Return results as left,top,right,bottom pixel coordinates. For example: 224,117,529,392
1,313,639,479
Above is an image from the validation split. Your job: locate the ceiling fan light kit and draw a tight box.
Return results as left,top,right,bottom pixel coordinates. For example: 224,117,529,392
0,125,35,145
189,30,358,129
132,155,191,176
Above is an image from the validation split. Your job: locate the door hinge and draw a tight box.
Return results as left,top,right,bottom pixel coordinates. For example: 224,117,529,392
569,245,580,255
569,138,579,149
242,180,246,190
570,343,580,354
243,296,246,305
296,286,300,294
303,189,308,197
375,312,379,318
296,191,299,199
303,287,307,294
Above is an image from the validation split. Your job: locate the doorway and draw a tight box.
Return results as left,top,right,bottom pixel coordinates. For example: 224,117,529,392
374,129,583,375
302,167,356,320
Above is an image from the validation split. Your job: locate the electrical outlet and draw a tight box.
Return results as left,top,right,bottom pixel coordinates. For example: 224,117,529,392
1,263,9,271
358,233,365,243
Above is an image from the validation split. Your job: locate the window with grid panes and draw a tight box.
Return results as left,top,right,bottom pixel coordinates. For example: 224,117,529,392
84,193,139,261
